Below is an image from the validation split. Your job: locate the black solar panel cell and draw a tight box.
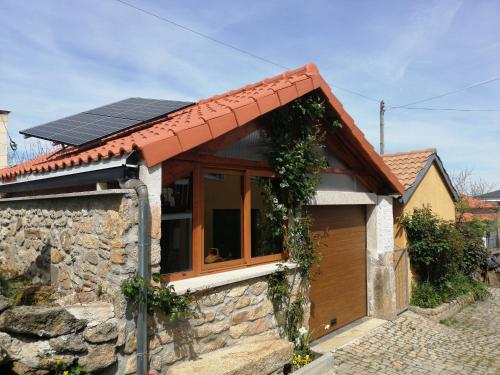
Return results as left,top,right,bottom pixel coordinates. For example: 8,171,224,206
20,98,193,146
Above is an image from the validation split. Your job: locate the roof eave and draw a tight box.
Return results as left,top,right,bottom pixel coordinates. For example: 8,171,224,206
141,64,405,195
401,153,459,204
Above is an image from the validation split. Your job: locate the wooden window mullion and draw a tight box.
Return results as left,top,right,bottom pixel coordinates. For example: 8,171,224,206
193,163,203,275
243,171,251,264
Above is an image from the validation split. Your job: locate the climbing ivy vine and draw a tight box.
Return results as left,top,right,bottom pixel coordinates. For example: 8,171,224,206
263,94,340,344
121,274,196,321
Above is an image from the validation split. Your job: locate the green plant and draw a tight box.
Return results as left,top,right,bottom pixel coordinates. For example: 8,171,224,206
262,95,332,347
267,266,290,306
439,317,458,326
290,326,316,370
50,358,91,375
411,274,491,308
121,274,196,321
95,284,103,298
401,207,463,283
455,219,489,277
411,282,442,308
0,274,15,299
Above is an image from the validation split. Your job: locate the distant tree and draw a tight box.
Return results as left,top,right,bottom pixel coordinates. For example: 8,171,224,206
450,168,496,197
7,139,54,166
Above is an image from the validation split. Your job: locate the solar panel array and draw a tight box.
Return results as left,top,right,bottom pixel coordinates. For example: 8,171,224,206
20,98,193,146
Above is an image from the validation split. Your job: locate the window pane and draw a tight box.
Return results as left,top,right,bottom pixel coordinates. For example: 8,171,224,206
160,175,192,274
204,173,242,264
251,176,282,257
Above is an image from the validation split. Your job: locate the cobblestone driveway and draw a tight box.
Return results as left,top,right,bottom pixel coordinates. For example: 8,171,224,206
332,288,500,374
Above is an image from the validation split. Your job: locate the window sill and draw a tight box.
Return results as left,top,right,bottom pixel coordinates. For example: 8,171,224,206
170,261,297,295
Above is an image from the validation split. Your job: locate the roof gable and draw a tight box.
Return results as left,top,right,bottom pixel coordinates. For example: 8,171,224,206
0,63,403,195
382,149,458,203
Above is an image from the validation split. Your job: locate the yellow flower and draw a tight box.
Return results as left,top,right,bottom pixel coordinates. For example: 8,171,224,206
63,371,69,375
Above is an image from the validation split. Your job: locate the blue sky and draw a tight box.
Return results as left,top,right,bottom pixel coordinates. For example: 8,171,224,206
1,0,499,187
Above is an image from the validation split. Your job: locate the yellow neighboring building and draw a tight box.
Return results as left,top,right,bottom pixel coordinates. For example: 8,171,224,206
382,148,459,310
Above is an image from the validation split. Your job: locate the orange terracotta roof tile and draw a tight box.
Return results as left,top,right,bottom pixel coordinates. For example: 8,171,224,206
382,149,436,191
0,63,404,194
462,196,497,209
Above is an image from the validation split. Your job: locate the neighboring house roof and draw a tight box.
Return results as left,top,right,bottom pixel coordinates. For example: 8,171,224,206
0,63,403,194
463,196,496,209
460,196,500,222
382,148,459,203
476,189,500,201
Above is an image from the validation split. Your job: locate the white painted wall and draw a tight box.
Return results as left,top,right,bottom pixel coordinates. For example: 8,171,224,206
366,195,397,320
139,163,162,269
366,196,394,256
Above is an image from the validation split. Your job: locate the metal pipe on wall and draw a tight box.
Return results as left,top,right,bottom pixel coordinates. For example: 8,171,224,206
121,179,150,375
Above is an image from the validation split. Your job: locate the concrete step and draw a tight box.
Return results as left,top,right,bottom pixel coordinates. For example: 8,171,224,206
311,318,386,353
166,333,293,375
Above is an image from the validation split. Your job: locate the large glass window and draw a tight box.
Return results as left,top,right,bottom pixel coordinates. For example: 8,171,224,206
204,173,243,264
160,174,193,274
160,162,284,281
251,176,282,257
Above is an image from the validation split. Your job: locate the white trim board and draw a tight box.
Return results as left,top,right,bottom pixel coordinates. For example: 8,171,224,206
170,262,297,295
310,191,377,205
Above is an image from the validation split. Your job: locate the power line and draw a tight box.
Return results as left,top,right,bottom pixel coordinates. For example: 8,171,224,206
389,75,500,110
110,0,380,104
331,85,379,102
399,107,500,112
112,0,289,70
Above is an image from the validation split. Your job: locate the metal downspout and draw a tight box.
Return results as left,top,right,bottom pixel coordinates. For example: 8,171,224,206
121,179,150,375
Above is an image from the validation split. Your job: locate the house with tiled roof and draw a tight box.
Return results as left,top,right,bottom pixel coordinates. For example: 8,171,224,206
460,195,500,254
0,64,404,374
382,148,458,311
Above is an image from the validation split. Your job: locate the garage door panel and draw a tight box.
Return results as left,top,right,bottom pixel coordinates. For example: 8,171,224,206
309,205,367,339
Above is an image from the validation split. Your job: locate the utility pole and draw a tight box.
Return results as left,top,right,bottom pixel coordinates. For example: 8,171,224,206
379,100,385,154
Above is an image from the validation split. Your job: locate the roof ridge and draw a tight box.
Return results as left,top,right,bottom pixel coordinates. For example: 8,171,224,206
197,64,316,105
382,148,437,157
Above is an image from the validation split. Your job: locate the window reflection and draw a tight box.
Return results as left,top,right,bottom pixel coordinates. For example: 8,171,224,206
204,173,242,264
251,176,282,257
160,175,192,274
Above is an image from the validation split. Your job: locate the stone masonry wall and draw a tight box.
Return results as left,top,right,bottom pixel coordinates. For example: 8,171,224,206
0,190,142,302
0,190,289,374
133,277,281,374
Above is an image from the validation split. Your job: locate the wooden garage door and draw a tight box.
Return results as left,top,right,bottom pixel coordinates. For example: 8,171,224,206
309,205,367,340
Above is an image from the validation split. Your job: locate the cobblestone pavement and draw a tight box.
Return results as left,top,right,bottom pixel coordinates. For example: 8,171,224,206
332,288,500,374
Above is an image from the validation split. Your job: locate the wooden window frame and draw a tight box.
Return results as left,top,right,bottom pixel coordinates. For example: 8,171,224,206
161,159,285,282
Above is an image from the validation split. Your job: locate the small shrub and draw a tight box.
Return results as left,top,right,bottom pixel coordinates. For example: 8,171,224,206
411,274,491,308
401,207,463,283
411,282,442,308
456,220,489,277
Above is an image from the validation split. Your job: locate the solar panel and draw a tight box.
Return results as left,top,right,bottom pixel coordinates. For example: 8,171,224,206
20,98,193,147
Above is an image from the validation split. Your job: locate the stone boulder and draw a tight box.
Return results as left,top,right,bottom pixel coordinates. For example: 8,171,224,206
166,333,293,375
0,295,13,314
65,302,114,327
49,334,87,353
79,343,117,372
83,320,118,344
0,332,12,366
0,305,87,338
